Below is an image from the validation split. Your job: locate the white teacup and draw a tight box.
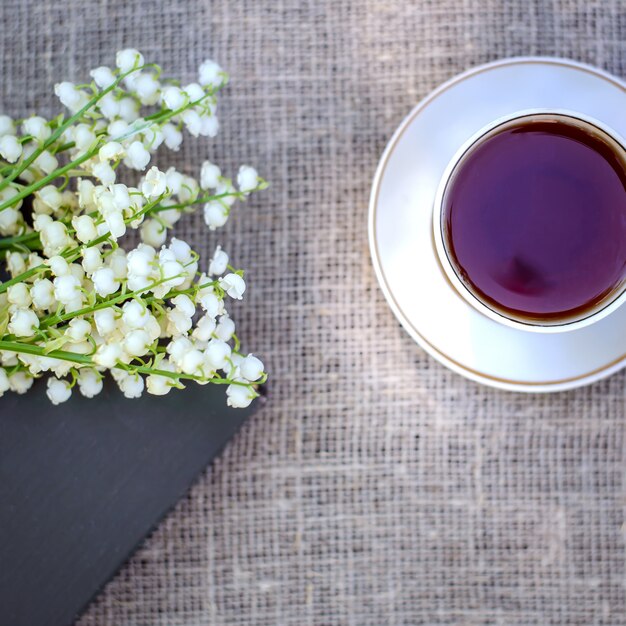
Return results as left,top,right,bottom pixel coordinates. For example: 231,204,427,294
432,109,626,333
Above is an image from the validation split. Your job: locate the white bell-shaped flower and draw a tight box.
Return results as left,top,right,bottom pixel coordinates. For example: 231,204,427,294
226,383,255,408
90,66,116,89
78,369,103,398
0,135,22,162
240,354,264,382
115,48,144,73
219,273,246,300
208,245,228,276
8,308,39,337
198,59,225,87
46,378,72,405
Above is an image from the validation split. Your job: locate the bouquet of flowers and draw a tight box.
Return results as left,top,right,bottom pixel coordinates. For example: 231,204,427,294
0,49,267,408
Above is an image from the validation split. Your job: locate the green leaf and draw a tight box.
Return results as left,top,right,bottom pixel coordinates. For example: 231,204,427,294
0,303,9,336
43,336,69,354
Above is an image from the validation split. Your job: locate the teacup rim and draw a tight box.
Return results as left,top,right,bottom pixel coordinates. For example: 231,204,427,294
432,108,626,334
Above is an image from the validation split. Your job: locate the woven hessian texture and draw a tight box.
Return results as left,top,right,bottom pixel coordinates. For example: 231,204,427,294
1,0,626,624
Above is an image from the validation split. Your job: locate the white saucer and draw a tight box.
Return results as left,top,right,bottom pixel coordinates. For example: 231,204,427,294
369,57,626,392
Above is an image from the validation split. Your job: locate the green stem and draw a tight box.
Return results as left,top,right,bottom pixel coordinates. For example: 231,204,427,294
0,263,48,294
39,274,175,329
153,190,244,213
0,188,243,250
0,194,165,293
39,277,217,332
0,93,221,215
0,231,40,249
0,339,243,384
0,150,95,213
83,193,165,249
0,277,217,346
0,68,136,194
143,89,216,123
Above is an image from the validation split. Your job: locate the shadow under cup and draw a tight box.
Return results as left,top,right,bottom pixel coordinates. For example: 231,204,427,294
438,112,626,331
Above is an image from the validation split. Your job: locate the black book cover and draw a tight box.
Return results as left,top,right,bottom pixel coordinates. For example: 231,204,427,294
0,380,259,626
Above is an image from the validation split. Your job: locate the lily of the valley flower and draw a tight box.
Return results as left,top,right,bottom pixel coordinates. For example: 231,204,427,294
0,49,267,407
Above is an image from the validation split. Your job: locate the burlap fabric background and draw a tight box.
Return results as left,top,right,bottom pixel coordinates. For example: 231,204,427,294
1,0,625,624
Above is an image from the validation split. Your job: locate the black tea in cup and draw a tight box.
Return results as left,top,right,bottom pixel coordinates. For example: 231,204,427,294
442,114,626,324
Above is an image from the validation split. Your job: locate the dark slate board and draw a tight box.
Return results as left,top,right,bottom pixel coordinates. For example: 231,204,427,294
0,379,260,626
